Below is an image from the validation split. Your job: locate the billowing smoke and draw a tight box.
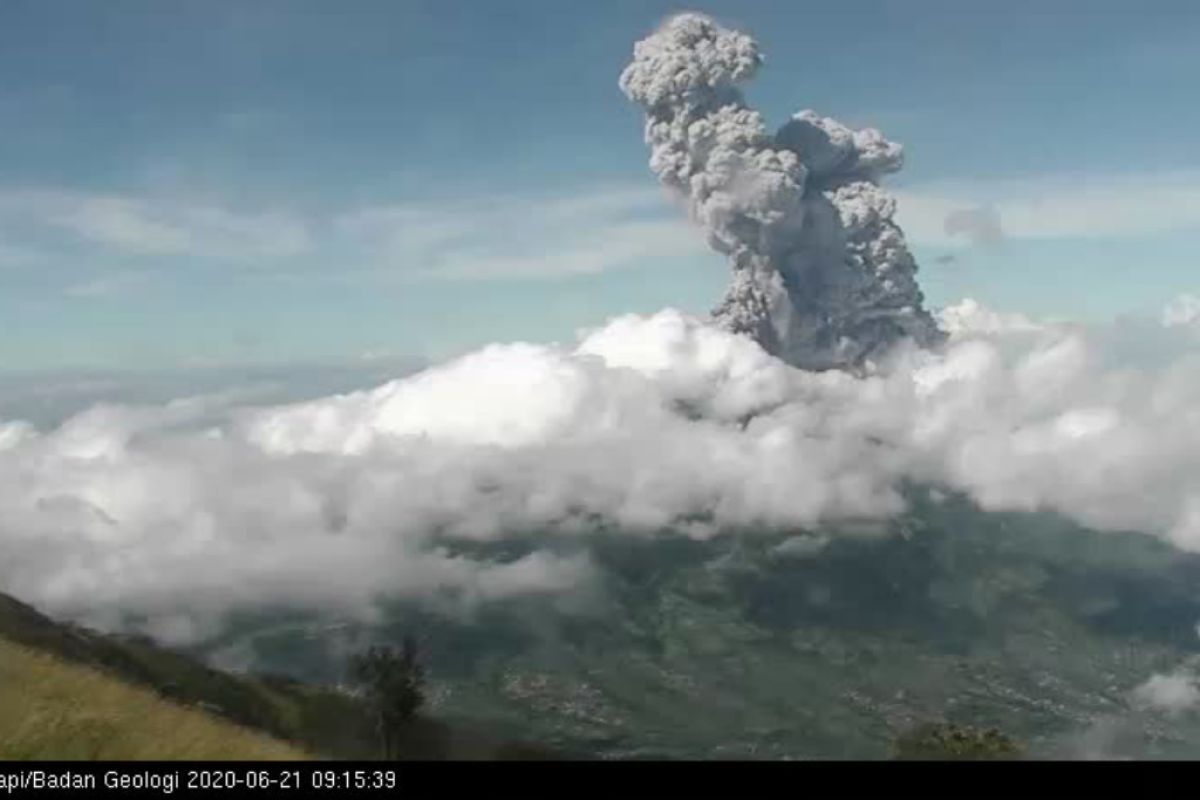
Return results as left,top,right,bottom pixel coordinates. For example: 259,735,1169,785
619,13,943,371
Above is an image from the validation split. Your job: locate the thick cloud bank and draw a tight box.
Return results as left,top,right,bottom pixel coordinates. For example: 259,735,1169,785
619,13,943,371
2,300,1199,641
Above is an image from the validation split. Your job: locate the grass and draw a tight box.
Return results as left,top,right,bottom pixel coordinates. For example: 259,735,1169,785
0,639,308,760
0,592,562,760
0,593,383,758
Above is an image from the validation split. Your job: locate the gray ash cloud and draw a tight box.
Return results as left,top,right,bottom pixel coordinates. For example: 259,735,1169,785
619,13,943,371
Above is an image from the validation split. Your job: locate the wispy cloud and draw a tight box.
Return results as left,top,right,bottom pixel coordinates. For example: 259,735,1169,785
0,183,710,287
334,185,709,281
895,170,1200,247
0,240,42,268
63,271,153,299
1132,671,1200,717
1162,294,1200,329
0,189,311,261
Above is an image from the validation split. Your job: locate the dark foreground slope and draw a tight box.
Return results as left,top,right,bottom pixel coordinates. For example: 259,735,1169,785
0,638,308,760
0,592,374,759
0,593,560,760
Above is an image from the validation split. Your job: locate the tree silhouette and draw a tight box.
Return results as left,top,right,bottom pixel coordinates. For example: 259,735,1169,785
349,637,426,760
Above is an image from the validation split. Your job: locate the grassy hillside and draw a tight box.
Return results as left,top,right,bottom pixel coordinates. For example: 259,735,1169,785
0,592,563,760
0,639,307,760
0,592,377,759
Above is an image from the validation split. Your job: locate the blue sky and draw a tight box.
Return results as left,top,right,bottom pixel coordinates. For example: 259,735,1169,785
2,0,1199,372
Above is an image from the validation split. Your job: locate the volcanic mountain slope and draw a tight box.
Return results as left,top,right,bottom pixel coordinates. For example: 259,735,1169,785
206,491,1200,760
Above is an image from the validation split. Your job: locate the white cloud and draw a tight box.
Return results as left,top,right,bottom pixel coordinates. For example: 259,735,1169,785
0,359,428,431
334,185,711,281
895,170,1200,247
0,240,42,268
0,421,35,451
0,189,311,261
0,183,710,286
1132,672,1200,716
1163,294,1200,329
4,301,1200,643
935,298,1047,335
64,271,152,299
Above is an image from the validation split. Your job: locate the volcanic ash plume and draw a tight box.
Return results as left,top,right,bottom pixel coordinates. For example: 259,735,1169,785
619,13,944,371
